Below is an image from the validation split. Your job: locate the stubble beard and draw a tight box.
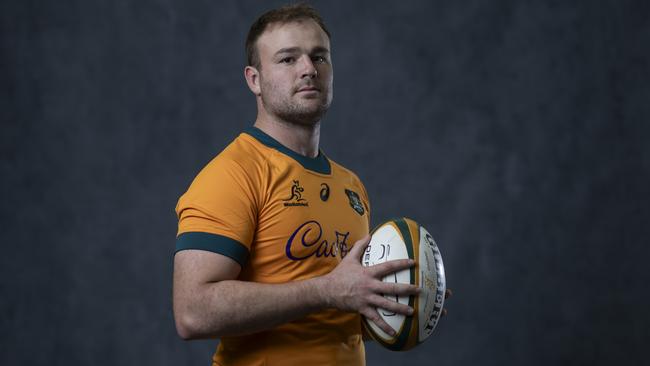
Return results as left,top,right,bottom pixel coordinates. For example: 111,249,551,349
260,80,332,128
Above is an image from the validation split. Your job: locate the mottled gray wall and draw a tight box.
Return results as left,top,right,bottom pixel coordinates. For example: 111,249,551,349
2,0,649,365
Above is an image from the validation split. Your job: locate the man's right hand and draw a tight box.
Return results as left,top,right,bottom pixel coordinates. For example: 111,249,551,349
319,234,420,336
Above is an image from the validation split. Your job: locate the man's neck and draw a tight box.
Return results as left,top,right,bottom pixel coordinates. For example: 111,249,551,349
253,117,321,158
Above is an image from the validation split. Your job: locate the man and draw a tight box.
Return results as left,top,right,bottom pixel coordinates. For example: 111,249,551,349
173,4,442,365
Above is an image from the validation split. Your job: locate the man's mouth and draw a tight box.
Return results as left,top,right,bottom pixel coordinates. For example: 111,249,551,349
296,85,320,93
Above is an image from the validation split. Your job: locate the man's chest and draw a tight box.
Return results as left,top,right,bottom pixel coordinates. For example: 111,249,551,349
243,169,369,281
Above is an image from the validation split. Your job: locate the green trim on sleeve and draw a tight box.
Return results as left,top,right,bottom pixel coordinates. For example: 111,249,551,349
175,232,249,267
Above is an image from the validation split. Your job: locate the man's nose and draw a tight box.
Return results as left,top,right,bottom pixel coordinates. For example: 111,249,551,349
299,55,317,78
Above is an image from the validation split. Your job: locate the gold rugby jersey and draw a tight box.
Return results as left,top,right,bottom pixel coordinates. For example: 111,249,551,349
175,127,371,366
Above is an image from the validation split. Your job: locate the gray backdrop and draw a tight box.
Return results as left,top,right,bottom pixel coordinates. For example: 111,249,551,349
2,0,649,365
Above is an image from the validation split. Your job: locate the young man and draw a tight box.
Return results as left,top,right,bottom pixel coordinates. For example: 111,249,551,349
173,4,424,365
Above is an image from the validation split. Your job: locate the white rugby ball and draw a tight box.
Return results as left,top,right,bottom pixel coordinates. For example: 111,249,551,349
361,217,446,351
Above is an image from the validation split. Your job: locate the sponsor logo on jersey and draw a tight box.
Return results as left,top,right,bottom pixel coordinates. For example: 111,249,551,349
285,220,351,260
283,180,308,207
320,183,330,201
345,189,364,215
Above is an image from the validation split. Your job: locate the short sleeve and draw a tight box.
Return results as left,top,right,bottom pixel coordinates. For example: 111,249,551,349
353,175,371,228
174,152,263,267
359,181,371,225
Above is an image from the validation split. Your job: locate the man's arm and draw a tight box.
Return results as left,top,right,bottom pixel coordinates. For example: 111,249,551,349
173,234,418,339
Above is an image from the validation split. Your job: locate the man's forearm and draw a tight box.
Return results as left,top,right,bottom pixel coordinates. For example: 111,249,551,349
173,235,419,340
175,275,331,339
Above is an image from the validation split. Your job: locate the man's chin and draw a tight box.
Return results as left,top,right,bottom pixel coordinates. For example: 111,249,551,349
278,107,328,127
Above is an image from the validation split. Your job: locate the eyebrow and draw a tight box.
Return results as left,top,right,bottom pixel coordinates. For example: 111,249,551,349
274,46,330,56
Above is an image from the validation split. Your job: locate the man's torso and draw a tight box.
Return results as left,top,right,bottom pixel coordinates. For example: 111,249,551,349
176,128,370,365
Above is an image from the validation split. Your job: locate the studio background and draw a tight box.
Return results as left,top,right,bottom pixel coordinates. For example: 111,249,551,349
2,0,649,365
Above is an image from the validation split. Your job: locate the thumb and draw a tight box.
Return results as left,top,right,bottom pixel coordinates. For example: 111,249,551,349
346,234,371,262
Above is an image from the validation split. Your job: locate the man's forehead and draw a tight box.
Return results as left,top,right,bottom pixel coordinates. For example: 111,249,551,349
257,19,330,54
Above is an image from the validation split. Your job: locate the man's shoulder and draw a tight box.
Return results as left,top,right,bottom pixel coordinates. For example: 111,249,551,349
209,132,270,171
327,157,365,185
185,132,271,190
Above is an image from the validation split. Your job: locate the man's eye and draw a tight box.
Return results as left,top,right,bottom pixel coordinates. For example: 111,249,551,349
313,56,326,63
280,57,295,64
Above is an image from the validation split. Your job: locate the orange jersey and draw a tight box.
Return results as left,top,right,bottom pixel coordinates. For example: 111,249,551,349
175,127,371,365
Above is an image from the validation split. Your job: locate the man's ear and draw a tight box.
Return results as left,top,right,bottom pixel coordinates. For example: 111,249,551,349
244,66,261,96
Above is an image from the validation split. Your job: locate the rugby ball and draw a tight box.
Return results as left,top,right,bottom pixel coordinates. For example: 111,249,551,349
361,217,446,351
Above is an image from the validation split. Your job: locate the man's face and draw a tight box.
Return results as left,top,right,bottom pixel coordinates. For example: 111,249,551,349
254,19,333,126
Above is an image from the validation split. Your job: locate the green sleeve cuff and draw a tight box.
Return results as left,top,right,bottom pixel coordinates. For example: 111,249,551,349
175,232,249,267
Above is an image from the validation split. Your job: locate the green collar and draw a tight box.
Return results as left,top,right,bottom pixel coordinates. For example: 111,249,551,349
244,126,331,175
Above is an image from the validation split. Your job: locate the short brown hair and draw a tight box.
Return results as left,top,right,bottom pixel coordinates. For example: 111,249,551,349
245,3,331,69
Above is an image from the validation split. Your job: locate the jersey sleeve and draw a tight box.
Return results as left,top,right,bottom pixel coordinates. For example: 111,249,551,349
355,176,372,229
174,153,263,267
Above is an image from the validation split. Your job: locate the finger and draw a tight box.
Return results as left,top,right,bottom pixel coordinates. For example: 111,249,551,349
370,295,414,316
374,282,420,297
368,258,414,277
445,288,452,299
362,308,396,336
347,234,371,261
